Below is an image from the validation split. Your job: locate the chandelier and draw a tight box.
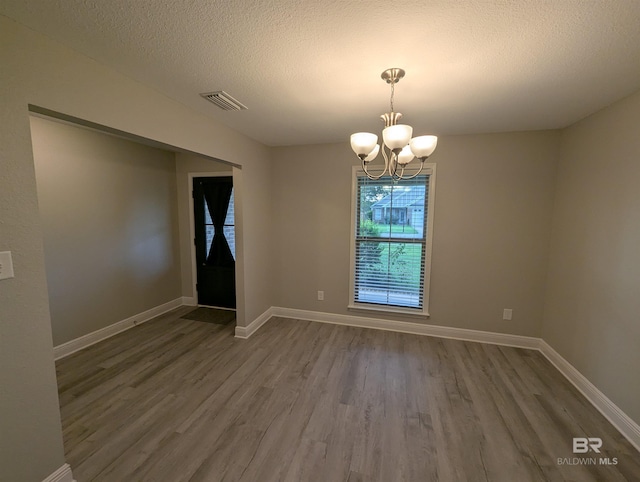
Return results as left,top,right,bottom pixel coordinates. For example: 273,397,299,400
350,68,438,180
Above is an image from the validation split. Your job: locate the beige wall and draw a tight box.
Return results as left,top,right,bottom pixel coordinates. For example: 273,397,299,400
0,15,272,481
543,90,640,424
31,116,182,346
175,152,233,299
271,130,560,336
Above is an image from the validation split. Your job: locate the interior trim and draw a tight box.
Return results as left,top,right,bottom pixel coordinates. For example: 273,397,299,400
53,298,183,360
234,307,274,339
539,340,640,452
182,296,197,306
242,306,640,452
41,463,75,482
54,301,639,453
271,306,539,348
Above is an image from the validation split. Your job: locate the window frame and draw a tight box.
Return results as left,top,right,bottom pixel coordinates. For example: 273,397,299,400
348,164,437,317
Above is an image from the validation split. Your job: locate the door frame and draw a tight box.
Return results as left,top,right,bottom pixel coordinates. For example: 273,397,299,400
187,171,237,308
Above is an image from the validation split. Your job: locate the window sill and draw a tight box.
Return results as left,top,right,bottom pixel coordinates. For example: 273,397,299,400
347,303,430,318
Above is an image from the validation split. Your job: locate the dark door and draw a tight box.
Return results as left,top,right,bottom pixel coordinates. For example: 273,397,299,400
193,176,236,308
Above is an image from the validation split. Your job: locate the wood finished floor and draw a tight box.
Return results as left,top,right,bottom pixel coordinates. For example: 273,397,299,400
56,307,640,482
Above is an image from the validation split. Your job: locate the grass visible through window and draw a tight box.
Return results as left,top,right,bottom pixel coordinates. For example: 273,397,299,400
374,223,418,234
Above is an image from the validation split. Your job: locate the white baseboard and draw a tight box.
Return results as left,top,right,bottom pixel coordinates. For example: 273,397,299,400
270,306,540,349
182,296,197,306
53,298,183,360
241,306,639,452
53,299,638,454
234,307,274,339
538,340,640,453
42,463,75,482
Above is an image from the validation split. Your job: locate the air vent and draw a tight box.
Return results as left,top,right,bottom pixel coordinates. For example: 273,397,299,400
200,91,248,111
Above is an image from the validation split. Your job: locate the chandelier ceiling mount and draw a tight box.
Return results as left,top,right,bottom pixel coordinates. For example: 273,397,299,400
381,67,405,84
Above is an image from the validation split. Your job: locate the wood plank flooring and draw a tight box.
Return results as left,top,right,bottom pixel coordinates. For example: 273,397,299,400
56,307,640,481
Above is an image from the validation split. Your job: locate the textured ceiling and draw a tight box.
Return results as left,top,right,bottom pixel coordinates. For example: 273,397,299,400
2,0,640,146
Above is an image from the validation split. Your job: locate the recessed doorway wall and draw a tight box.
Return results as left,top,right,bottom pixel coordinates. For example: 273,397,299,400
30,113,242,347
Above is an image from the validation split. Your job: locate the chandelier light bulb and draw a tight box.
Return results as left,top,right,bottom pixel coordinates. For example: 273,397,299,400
350,132,379,159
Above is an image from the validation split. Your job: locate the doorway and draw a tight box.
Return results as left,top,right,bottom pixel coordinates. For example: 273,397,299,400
193,176,236,309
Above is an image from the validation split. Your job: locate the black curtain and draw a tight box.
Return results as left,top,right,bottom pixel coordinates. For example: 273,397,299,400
202,180,234,267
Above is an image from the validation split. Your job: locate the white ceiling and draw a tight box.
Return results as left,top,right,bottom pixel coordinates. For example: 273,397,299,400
2,1,640,146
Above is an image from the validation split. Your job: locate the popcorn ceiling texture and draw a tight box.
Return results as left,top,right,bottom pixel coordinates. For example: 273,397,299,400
1,0,640,146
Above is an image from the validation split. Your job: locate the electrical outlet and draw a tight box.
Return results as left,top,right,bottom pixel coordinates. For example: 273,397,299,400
0,251,15,280
317,291,324,301
503,308,513,321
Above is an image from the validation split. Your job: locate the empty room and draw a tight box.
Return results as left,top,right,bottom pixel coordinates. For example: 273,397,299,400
1,1,639,481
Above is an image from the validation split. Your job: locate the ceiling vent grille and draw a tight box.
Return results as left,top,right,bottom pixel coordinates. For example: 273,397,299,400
200,91,248,111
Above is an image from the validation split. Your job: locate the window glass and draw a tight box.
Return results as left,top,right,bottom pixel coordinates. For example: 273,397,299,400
351,171,434,313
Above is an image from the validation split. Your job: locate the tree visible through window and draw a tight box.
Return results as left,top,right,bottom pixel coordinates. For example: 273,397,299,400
350,169,435,313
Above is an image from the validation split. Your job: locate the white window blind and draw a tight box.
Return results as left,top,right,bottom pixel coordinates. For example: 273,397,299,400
351,170,434,313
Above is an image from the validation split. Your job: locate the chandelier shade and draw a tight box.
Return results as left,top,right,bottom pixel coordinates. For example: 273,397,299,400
363,144,380,163
349,68,438,180
397,145,415,165
382,124,413,152
350,132,379,158
410,135,438,158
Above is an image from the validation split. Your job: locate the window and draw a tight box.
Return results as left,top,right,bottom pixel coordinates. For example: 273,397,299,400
204,187,235,260
349,165,436,315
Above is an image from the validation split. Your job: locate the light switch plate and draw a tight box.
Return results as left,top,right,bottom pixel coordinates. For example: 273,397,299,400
0,251,15,280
